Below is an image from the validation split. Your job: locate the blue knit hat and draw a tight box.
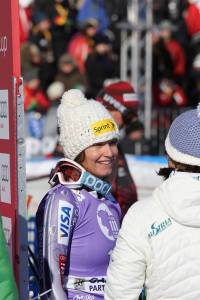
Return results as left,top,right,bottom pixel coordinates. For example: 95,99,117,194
165,105,200,166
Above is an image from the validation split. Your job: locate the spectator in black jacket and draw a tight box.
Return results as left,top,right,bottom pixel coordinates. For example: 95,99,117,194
86,33,119,97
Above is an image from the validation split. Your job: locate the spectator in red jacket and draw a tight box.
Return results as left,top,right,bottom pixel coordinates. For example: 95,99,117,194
153,78,187,107
24,69,49,112
159,20,186,85
68,18,98,73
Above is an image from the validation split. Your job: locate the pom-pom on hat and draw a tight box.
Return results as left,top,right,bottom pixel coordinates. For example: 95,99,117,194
46,81,65,101
165,104,200,166
96,81,139,114
57,89,119,160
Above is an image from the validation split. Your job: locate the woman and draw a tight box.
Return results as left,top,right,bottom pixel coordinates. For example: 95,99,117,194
36,89,121,299
105,105,200,300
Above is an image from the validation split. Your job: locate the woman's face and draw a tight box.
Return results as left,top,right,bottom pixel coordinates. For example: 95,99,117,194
81,140,118,178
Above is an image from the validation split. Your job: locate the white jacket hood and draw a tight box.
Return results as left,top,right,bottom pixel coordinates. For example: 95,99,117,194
154,171,200,227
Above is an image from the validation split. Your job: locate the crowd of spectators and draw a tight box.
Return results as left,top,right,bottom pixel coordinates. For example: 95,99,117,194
20,0,126,157
20,0,124,99
20,0,200,157
152,0,200,108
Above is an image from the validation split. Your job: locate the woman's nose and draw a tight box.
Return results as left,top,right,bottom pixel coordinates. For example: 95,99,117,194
103,143,113,157
104,143,118,158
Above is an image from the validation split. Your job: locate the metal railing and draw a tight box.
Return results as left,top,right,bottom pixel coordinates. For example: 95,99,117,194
138,106,190,155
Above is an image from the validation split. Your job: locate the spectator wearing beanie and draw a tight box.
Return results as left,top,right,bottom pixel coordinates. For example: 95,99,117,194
54,53,88,93
105,104,200,300
23,69,49,113
36,89,121,300
96,80,140,218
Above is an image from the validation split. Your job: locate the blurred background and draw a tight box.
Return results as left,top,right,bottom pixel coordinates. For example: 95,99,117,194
21,0,200,159
21,1,200,297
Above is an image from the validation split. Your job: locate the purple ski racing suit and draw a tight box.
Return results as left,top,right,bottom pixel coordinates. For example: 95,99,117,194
36,160,121,300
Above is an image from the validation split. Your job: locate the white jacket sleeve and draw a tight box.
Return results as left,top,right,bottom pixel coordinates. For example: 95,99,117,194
105,204,149,300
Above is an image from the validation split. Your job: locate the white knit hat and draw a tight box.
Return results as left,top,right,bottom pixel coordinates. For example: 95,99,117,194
57,89,119,160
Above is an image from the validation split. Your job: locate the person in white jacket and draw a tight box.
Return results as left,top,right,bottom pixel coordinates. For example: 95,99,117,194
105,104,200,300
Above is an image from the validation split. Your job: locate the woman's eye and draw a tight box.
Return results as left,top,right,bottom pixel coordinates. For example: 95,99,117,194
92,144,103,150
109,140,118,146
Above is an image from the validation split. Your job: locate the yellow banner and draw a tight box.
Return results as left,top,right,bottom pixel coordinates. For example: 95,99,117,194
91,119,116,136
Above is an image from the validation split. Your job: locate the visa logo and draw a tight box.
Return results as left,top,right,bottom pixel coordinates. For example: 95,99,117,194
60,206,71,237
58,200,73,245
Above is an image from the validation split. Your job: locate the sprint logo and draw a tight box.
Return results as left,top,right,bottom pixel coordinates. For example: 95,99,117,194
91,119,116,136
148,217,172,239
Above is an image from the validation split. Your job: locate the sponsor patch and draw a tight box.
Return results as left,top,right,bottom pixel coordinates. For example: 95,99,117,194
148,217,172,239
59,254,67,283
69,277,106,296
97,203,119,241
58,200,73,245
82,172,111,196
91,119,116,136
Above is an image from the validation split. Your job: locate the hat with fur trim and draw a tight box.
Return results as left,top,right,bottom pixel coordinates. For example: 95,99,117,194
57,89,119,160
96,81,139,114
165,104,200,166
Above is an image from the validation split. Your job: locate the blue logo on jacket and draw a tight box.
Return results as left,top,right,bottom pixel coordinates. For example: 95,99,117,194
60,206,72,237
148,218,172,239
58,200,73,245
